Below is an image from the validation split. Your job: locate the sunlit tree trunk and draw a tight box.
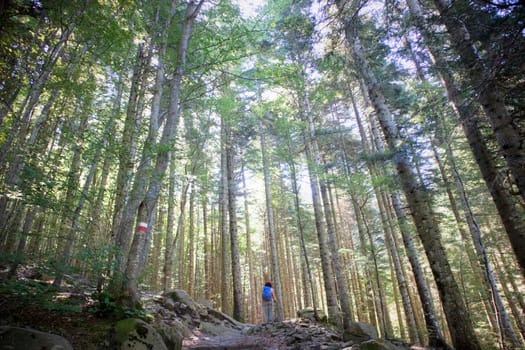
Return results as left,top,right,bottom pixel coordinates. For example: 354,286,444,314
225,118,243,322
431,0,525,205
111,43,149,277
318,161,354,337
163,155,177,292
188,184,196,297
151,206,164,290
0,25,73,167
287,143,319,318
351,87,419,343
494,249,525,341
121,1,204,306
404,8,521,343
335,7,480,347
220,114,231,314
241,162,257,322
259,117,284,321
405,0,525,281
202,195,210,300
434,140,521,347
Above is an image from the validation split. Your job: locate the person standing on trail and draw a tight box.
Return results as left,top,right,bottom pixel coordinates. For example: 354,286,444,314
262,281,277,323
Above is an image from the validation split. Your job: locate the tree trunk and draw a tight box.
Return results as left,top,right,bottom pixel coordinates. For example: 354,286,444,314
225,120,243,322
111,43,149,276
163,155,177,291
351,87,419,343
259,117,284,321
287,145,319,318
431,0,525,205
220,114,230,314
317,159,354,336
405,0,525,280
187,184,196,297
121,0,204,306
241,161,257,322
335,9,480,347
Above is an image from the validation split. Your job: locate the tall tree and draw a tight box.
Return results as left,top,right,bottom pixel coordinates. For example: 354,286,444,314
120,0,204,306
429,0,525,205
333,2,482,348
259,114,285,321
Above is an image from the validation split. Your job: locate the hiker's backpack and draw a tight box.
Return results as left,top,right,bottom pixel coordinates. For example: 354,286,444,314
262,285,272,301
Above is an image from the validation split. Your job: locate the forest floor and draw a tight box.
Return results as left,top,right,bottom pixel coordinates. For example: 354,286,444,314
0,282,303,349
0,264,324,349
0,264,417,349
0,284,114,349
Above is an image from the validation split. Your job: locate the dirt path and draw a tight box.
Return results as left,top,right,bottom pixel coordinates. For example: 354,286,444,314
182,328,285,350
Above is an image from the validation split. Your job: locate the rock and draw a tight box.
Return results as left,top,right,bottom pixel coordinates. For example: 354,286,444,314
354,339,409,350
296,307,326,321
166,289,200,313
155,320,186,350
164,297,176,311
0,326,73,350
344,321,378,342
112,318,168,350
206,308,243,329
199,320,239,336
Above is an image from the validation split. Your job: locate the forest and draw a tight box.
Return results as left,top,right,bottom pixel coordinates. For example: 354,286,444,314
0,0,524,349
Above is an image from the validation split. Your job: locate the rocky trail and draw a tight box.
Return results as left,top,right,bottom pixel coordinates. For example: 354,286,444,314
0,266,415,349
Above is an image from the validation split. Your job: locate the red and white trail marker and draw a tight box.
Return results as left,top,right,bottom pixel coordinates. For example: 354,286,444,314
137,222,148,232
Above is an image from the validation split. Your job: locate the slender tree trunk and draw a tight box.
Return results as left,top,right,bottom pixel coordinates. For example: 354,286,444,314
241,161,257,322
220,115,230,314
436,141,521,348
163,155,177,291
259,117,284,321
188,184,196,297
405,0,525,281
151,206,164,290
335,9,480,347
8,207,38,278
350,87,419,343
225,121,243,322
287,146,319,318
319,163,354,336
0,26,73,167
111,43,149,275
121,1,204,306
405,14,521,344
431,0,525,204
202,195,210,300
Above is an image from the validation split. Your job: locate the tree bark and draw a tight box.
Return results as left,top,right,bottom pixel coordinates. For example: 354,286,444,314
287,144,319,318
259,117,284,321
121,0,204,306
406,0,525,277
335,7,480,347
431,0,525,204
241,161,257,322
225,118,243,322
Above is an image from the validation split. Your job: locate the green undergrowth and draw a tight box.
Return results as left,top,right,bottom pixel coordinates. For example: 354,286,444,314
89,290,151,320
0,278,83,313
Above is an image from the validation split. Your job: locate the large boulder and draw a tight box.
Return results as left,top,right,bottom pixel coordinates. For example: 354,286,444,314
154,320,186,350
344,321,378,343
0,326,73,350
163,289,208,320
112,318,168,350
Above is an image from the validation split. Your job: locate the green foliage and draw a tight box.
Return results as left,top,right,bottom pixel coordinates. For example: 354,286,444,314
0,279,82,313
88,290,150,320
76,243,121,281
